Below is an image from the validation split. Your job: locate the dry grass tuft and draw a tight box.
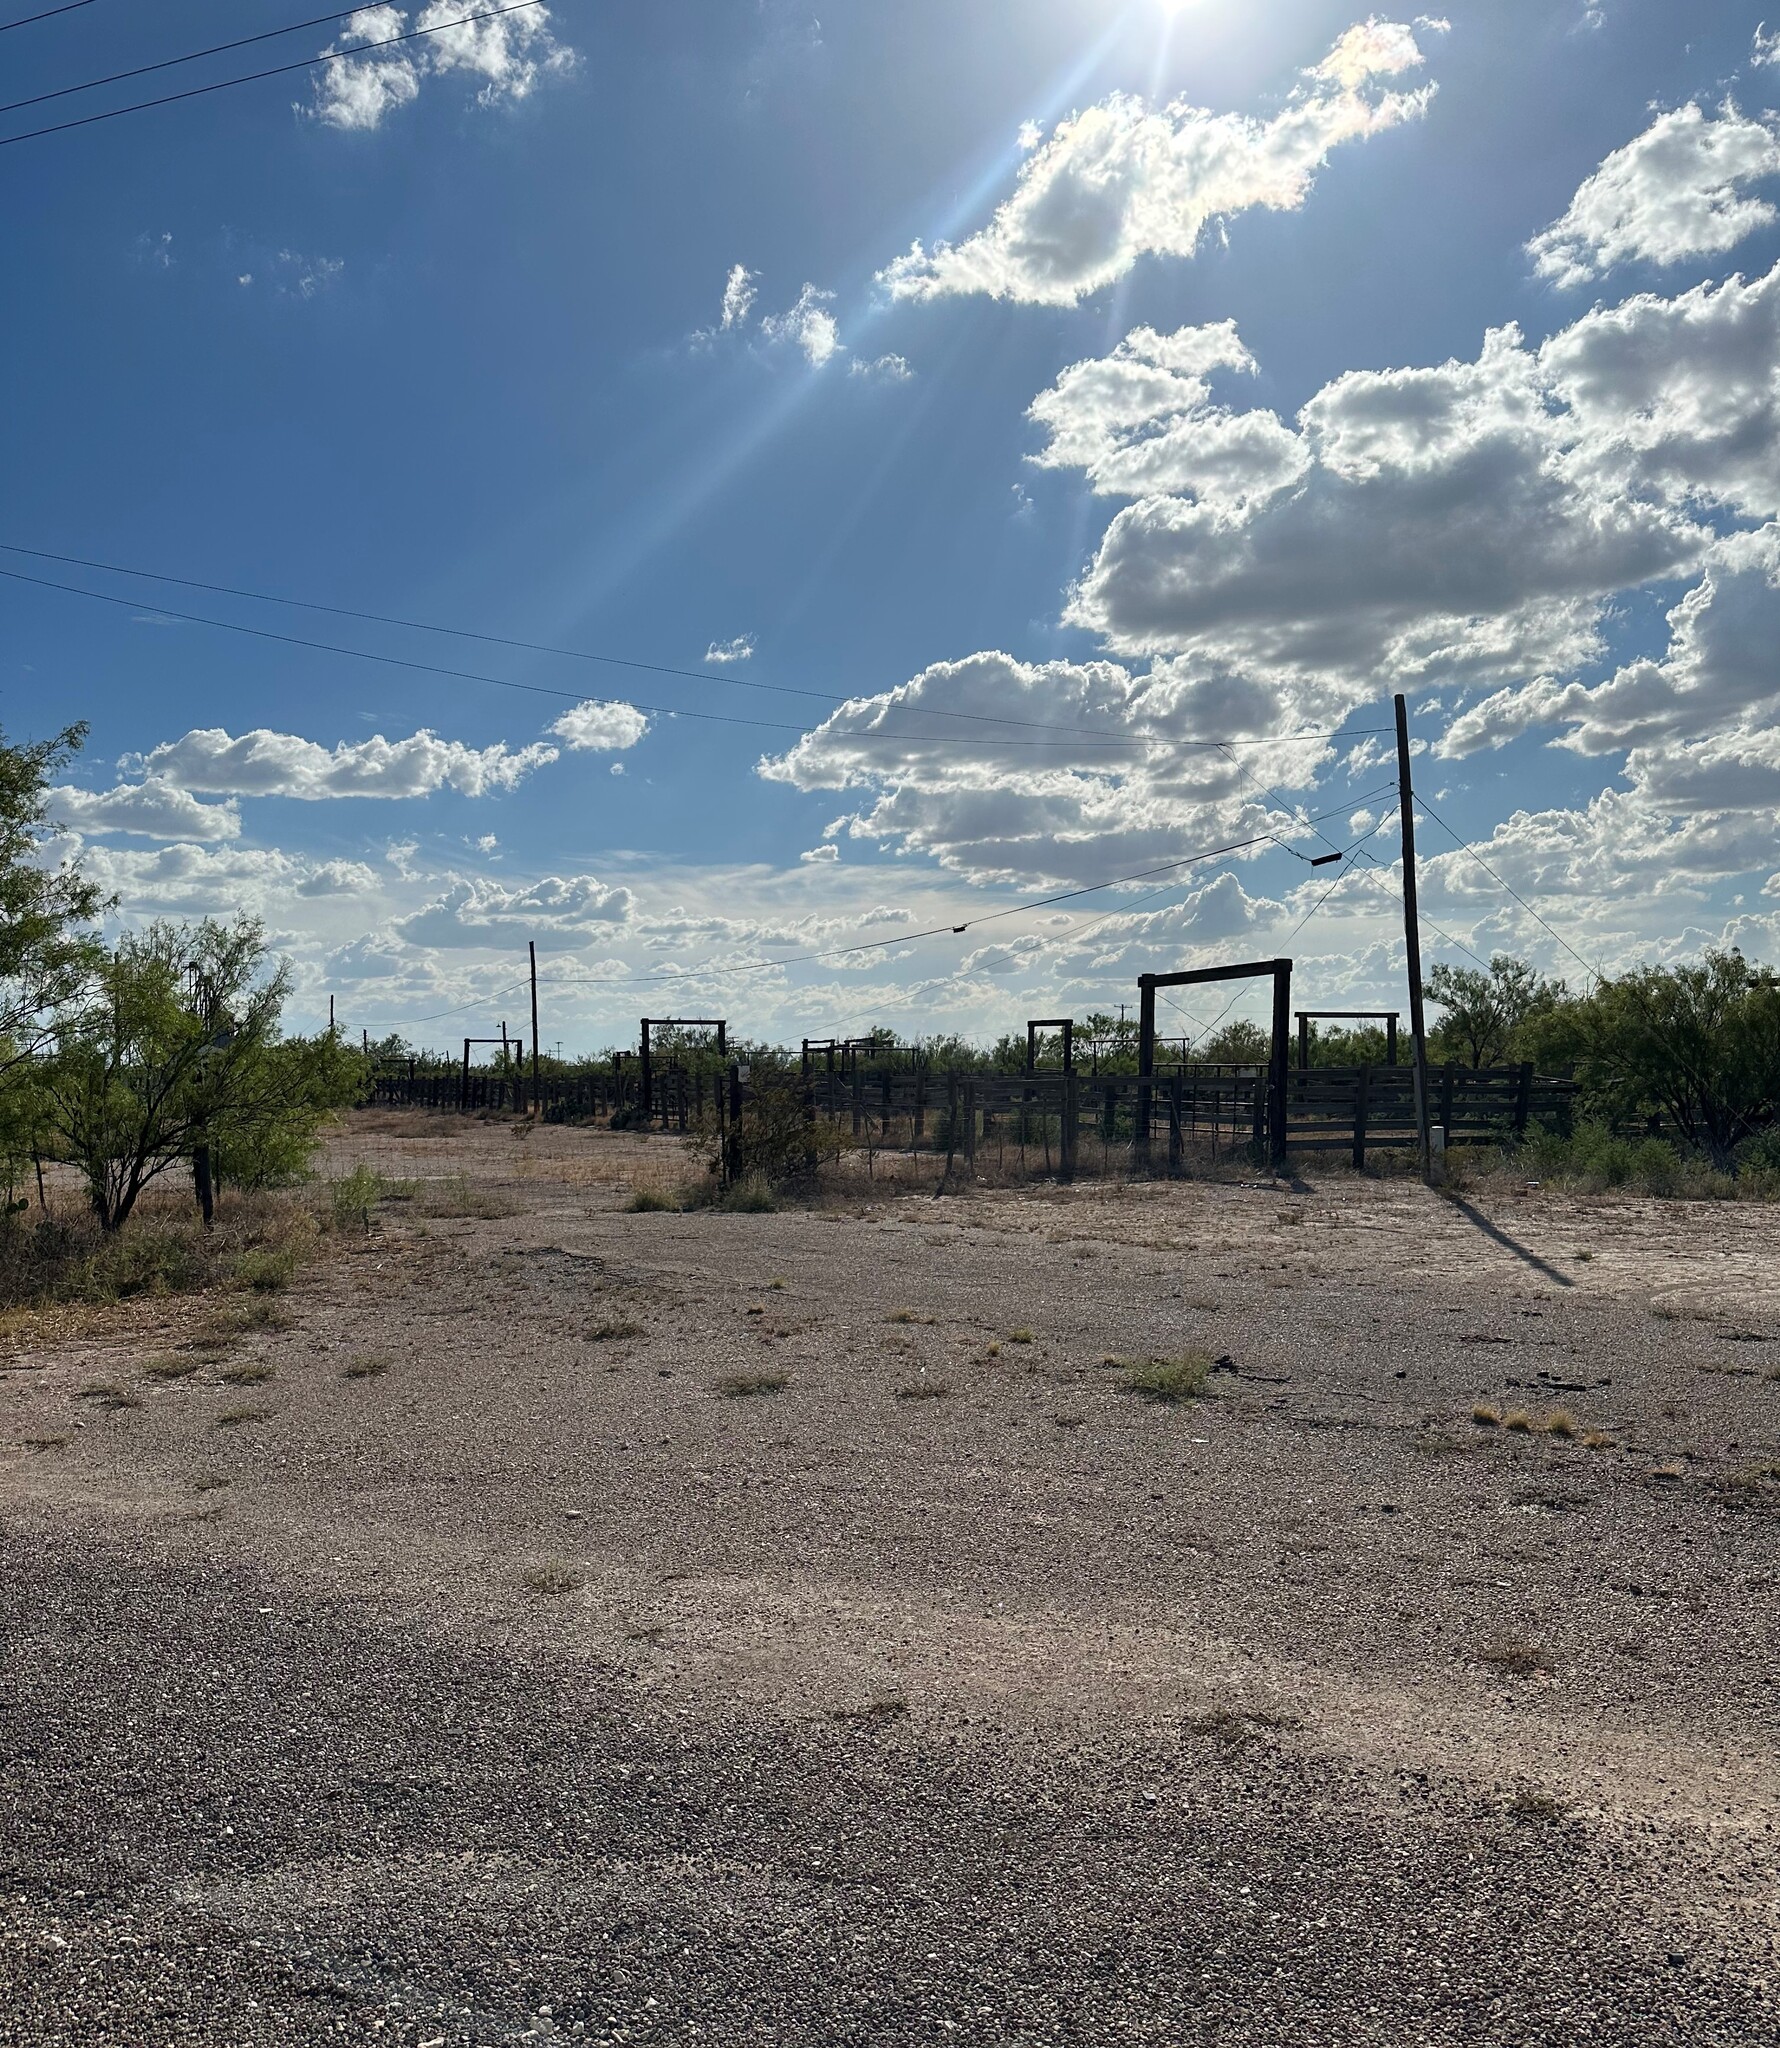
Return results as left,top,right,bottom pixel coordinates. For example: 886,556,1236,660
342,1353,392,1379
1007,1328,1035,1345
627,1188,680,1214
895,1378,949,1400
216,1360,274,1386
831,1695,910,1725
1543,1409,1578,1438
1503,1409,1536,1433
767,1277,787,1290
214,1403,274,1429
1472,1404,1501,1427
1476,1638,1553,1679
142,1354,200,1381
717,1370,787,1398
1121,1350,1214,1404
588,1318,646,1342
887,1307,937,1325
77,1382,141,1410
523,1564,583,1597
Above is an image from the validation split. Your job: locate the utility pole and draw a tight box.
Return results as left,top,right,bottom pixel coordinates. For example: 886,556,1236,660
328,993,335,1033
529,941,541,1117
1394,692,1433,1183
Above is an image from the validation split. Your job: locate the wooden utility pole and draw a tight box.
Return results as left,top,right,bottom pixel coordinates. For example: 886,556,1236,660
1394,692,1433,1182
528,941,541,1117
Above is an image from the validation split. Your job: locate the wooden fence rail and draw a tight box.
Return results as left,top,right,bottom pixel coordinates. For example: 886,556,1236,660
369,1060,1576,1178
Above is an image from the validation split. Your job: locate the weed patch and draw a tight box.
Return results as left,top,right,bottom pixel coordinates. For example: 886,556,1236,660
142,1354,200,1381
524,1564,584,1597
627,1188,680,1214
77,1382,141,1410
1476,1638,1553,1679
216,1360,274,1386
342,1354,392,1379
214,1403,274,1429
717,1370,787,1398
1121,1350,1214,1404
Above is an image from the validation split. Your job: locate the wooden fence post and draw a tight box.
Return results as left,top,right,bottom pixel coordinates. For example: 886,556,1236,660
1352,1065,1371,1171
1060,1072,1078,1182
1514,1060,1534,1135
964,1079,977,1172
1168,1073,1184,1176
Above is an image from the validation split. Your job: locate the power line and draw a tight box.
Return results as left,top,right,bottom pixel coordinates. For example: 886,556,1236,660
0,543,1392,754
560,786,1398,989
0,0,544,147
0,0,97,29
1416,799,1604,986
350,790,1394,1024
0,559,1395,758
1,3,414,115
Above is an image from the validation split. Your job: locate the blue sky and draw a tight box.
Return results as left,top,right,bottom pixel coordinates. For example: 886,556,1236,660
10,0,1780,1049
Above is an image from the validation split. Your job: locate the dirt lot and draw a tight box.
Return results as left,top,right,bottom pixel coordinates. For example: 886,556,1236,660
2,1112,1777,2044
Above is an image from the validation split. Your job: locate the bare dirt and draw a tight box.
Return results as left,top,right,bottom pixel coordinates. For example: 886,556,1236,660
2,1111,1776,2044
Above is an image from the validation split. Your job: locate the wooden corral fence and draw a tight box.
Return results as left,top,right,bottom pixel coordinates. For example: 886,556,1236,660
367,1059,1576,1178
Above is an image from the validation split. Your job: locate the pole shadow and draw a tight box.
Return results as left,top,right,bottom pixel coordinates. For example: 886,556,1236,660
1442,1192,1574,1288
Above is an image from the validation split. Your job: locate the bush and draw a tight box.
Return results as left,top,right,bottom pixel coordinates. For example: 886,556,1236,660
328,1165,391,1232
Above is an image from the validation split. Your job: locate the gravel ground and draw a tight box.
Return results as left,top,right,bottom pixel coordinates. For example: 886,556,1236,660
2,1116,1777,2044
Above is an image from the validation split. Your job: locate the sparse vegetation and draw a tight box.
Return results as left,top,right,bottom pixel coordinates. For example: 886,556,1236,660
1007,1328,1034,1344
588,1317,646,1341
1121,1349,1214,1404
214,1403,274,1429
717,1370,787,1397
1472,1404,1501,1426
142,1353,200,1380
76,1381,140,1409
1503,1409,1536,1432
1476,1639,1552,1679
1544,1409,1578,1438
523,1564,583,1597
895,1377,949,1400
216,1360,273,1385
627,1188,680,1213
342,1353,392,1379
328,1165,395,1233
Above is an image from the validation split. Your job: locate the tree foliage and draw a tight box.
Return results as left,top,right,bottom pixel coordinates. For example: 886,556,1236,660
1425,955,1565,1067
1530,949,1780,1169
0,722,105,1079
42,918,360,1229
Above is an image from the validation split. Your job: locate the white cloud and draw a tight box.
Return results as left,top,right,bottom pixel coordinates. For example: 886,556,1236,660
304,2,574,132
877,19,1434,306
720,262,757,329
549,700,650,751
140,726,560,800
799,843,840,863
1526,103,1780,290
1753,23,1780,66
705,634,754,664
760,283,842,367
849,353,913,382
1027,321,1307,509
47,779,241,842
392,873,634,948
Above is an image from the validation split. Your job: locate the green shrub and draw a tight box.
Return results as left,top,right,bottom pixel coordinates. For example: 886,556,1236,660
230,1244,297,1292
328,1165,389,1233
1120,1350,1215,1404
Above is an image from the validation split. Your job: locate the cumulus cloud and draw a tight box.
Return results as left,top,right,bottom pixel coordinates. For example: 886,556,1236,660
849,353,913,382
1027,321,1307,509
719,262,756,329
548,700,650,751
1757,24,1780,66
392,873,634,948
878,19,1433,306
140,726,560,799
1058,256,1780,694
759,649,1328,886
47,779,241,842
704,635,754,664
760,283,842,367
1526,103,1780,289
305,1,575,132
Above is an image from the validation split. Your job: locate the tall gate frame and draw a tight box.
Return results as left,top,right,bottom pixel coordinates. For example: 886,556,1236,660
1136,958,1292,1177
639,1016,726,1122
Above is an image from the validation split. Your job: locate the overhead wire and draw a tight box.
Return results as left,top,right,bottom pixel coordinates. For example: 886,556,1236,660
349,788,1396,1024
0,558,1400,757
0,544,1392,753
0,2,432,114
0,0,545,147
0,0,97,28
